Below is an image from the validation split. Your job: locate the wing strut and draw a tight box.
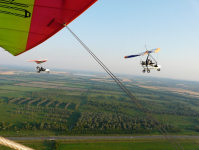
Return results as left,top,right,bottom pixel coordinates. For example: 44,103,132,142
64,24,184,150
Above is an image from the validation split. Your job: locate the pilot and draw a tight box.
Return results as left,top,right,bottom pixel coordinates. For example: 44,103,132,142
146,59,151,66
40,67,46,71
149,59,152,65
142,61,145,65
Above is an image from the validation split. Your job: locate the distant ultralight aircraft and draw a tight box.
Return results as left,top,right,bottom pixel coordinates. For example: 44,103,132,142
27,59,50,73
124,48,161,73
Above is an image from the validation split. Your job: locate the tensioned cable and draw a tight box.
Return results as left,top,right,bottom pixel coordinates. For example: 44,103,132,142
64,24,184,150
0,136,34,150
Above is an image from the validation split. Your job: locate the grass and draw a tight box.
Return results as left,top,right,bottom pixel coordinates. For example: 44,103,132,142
0,130,58,137
0,103,49,129
153,114,199,129
56,139,199,150
63,83,89,89
0,85,44,92
0,79,17,84
59,139,199,150
0,138,198,150
0,90,25,97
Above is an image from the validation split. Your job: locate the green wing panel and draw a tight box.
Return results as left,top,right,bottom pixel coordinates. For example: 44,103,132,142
0,0,34,55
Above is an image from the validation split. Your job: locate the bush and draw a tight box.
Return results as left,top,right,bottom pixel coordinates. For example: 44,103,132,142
52,140,60,150
168,128,181,133
194,126,199,132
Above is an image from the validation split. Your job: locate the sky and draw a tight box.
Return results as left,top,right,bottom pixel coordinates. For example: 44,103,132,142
1,0,199,81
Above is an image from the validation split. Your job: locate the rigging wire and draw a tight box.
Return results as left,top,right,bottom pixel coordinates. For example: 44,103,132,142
64,24,184,150
0,136,34,150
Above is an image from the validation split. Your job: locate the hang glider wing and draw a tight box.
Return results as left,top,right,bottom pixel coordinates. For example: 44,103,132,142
124,48,161,59
124,51,148,58
148,48,161,54
27,59,48,64
0,0,98,56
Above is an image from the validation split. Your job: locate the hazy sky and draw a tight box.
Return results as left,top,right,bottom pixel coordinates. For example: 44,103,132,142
1,0,199,81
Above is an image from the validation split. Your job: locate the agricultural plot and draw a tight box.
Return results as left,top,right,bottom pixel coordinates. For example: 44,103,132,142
0,139,198,150
0,85,43,92
0,79,17,84
15,82,88,91
59,139,199,150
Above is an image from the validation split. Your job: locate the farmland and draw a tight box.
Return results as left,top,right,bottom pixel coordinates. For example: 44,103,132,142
0,69,199,137
0,139,198,150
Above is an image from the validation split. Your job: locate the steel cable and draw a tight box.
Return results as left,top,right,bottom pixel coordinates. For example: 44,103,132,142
64,24,184,150
0,136,34,150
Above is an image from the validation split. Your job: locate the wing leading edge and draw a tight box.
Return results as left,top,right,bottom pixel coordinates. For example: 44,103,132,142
124,48,160,59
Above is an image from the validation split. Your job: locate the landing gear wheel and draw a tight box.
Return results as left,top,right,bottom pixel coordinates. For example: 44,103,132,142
37,71,40,73
142,70,146,73
157,68,160,71
147,69,150,73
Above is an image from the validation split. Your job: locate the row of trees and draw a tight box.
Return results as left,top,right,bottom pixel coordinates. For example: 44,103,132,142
8,98,21,104
64,103,71,109
27,98,40,106
91,85,121,92
8,96,79,111
55,102,62,108
44,114,70,119
45,100,55,108
0,122,68,131
43,118,67,123
46,108,72,115
149,102,199,117
17,97,31,105
74,103,80,110
12,110,35,115
37,99,48,107
73,112,178,132
16,106,73,116
149,109,199,117
86,100,138,114
62,129,152,135
19,106,44,112
13,108,70,123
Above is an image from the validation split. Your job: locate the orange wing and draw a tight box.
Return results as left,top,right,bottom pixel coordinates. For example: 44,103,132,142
27,59,48,64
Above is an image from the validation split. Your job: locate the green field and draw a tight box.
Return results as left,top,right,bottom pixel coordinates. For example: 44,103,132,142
0,139,198,150
0,85,44,92
59,139,199,150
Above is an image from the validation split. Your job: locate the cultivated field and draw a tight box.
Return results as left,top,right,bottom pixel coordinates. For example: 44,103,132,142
0,139,198,150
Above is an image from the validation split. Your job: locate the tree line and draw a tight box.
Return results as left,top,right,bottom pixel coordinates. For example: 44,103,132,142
73,112,178,132
0,121,68,131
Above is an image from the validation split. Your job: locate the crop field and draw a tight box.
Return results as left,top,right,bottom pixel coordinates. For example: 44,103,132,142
59,139,199,150
0,70,199,138
0,85,44,92
0,139,198,150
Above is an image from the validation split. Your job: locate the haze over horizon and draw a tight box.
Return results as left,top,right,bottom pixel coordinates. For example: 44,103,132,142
1,0,199,81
